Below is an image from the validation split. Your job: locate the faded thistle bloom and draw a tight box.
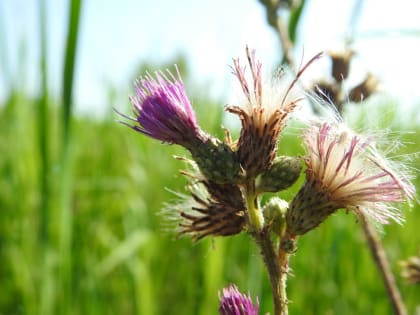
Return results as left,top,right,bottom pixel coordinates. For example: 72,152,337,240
226,47,321,179
119,66,242,184
178,179,246,241
219,285,259,315
286,119,415,236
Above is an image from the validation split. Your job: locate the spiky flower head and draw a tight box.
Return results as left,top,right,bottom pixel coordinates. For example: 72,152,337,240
177,180,246,241
118,66,208,148
286,119,415,236
219,285,259,315
226,47,321,179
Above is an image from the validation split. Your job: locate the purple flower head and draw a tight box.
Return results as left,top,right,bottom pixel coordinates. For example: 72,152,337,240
119,66,206,147
219,285,259,315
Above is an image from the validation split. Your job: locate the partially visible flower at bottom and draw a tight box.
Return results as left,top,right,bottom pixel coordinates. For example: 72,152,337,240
219,284,259,315
286,119,416,236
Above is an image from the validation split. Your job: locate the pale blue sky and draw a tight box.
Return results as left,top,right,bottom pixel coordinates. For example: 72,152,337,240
1,0,420,117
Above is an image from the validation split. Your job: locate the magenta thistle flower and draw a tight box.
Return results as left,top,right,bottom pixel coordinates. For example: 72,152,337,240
287,120,415,235
219,285,259,315
118,66,207,147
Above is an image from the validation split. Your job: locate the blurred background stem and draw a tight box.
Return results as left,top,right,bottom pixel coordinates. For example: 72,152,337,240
37,0,49,246
60,0,82,314
360,215,408,315
37,2,53,314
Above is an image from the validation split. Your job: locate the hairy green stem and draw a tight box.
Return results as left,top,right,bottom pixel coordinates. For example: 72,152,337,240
254,230,281,315
245,181,264,231
278,234,296,315
245,180,283,315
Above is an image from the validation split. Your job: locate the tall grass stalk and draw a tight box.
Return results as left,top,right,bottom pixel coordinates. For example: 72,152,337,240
37,2,54,314
59,0,83,314
37,0,49,245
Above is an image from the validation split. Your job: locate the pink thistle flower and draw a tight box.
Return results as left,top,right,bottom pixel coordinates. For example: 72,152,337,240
286,119,415,236
219,284,259,315
226,47,321,178
118,66,207,148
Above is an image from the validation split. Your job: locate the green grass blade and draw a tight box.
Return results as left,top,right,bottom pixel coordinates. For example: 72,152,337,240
62,0,82,143
59,1,83,314
37,0,49,245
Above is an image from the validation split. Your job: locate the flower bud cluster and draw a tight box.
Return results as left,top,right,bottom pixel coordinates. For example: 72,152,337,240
118,48,414,241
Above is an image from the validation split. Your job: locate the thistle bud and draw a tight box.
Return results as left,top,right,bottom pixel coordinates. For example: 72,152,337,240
190,137,243,184
256,156,302,193
263,197,288,235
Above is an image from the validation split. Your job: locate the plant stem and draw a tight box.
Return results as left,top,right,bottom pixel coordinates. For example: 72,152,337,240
244,181,282,315
360,214,407,315
245,181,264,231
278,235,295,315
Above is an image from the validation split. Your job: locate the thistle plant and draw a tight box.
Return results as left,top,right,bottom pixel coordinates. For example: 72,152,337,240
117,48,415,315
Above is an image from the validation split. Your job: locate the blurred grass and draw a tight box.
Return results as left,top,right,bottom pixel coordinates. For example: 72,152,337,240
1,1,420,315
1,84,419,315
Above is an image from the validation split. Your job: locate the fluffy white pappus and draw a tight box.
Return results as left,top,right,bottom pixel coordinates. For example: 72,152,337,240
302,111,416,225
228,47,321,123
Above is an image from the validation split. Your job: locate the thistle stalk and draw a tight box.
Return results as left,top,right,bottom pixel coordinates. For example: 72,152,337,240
278,233,296,315
244,180,283,315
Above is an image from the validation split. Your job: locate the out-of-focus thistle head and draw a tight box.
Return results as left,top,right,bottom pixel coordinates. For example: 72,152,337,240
218,284,259,315
400,251,420,284
348,73,379,103
117,66,208,148
328,49,354,81
177,180,246,241
286,118,416,236
226,47,321,179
